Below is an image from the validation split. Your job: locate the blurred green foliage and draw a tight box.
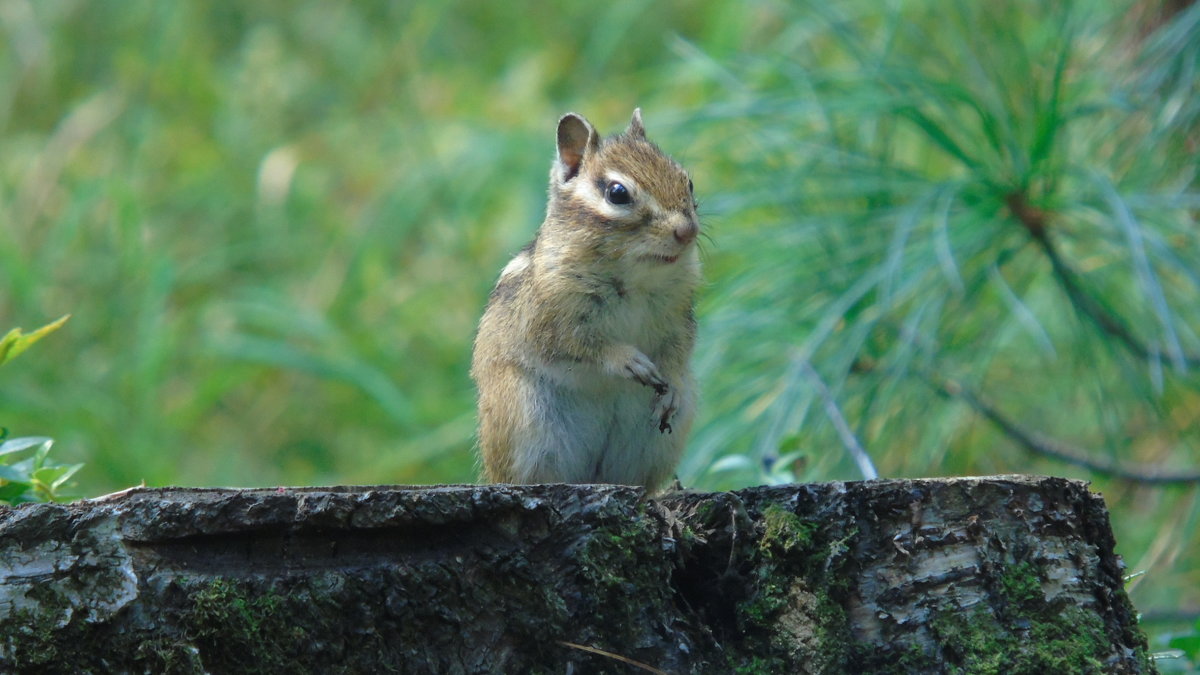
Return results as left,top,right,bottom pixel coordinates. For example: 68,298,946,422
2,0,1198,654
0,433,82,504
1170,617,1200,671
1,315,78,504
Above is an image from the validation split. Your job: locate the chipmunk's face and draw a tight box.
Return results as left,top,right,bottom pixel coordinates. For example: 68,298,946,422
546,110,700,273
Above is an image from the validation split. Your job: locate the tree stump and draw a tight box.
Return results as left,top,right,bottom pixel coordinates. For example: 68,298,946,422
0,476,1152,673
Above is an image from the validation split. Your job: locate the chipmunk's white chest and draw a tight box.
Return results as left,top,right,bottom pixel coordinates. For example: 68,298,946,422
610,258,696,348
603,291,666,352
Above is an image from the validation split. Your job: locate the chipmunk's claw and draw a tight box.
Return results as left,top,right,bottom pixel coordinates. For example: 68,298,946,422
653,386,677,434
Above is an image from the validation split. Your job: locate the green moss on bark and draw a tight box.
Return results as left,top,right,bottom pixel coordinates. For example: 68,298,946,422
187,579,304,674
847,560,1134,675
759,504,817,559
722,501,854,674
569,501,677,665
930,604,1109,674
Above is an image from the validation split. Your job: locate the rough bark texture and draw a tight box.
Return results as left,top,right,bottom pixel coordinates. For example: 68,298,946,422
0,476,1151,674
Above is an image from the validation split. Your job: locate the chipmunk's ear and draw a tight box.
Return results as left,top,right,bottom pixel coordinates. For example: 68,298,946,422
555,113,599,183
626,108,646,140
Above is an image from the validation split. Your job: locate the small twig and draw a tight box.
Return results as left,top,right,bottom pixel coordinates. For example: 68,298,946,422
928,374,1200,485
89,481,148,502
724,503,740,578
556,641,671,675
1138,608,1200,624
802,361,879,480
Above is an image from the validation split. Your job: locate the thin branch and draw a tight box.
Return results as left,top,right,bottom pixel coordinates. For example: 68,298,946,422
1138,608,1200,624
1005,191,1200,368
802,361,879,480
926,373,1200,485
556,641,670,675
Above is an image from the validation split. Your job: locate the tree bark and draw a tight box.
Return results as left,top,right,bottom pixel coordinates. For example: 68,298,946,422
0,477,1152,673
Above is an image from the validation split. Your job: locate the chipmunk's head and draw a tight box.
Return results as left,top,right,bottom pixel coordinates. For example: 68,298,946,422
543,109,699,273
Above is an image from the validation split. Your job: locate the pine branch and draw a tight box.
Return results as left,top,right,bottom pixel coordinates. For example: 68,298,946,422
927,373,1200,485
1006,192,1200,369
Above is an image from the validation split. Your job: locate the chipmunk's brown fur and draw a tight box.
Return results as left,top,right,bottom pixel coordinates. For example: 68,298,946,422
471,109,701,490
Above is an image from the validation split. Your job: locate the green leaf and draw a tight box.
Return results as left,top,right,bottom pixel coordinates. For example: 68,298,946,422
0,482,32,503
51,463,84,490
33,465,72,486
709,454,755,473
1168,634,1200,661
0,315,71,367
6,458,35,478
32,440,53,471
0,436,52,458
0,465,31,483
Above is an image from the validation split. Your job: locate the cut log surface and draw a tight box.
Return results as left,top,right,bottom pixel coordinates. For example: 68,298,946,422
0,476,1152,673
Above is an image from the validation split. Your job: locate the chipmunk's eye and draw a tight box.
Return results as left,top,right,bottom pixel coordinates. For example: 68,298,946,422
688,179,694,194
605,181,631,205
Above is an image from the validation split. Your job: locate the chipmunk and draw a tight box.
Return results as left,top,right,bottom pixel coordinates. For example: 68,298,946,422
471,109,701,490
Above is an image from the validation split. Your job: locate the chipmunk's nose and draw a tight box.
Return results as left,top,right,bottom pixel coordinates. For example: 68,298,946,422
673,218,698,245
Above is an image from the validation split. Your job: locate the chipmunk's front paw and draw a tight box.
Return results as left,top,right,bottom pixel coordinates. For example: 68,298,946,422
653,386,678,434
607,345,668,395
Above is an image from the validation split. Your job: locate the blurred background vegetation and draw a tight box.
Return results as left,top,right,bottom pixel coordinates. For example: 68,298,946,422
1,0,1198,663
